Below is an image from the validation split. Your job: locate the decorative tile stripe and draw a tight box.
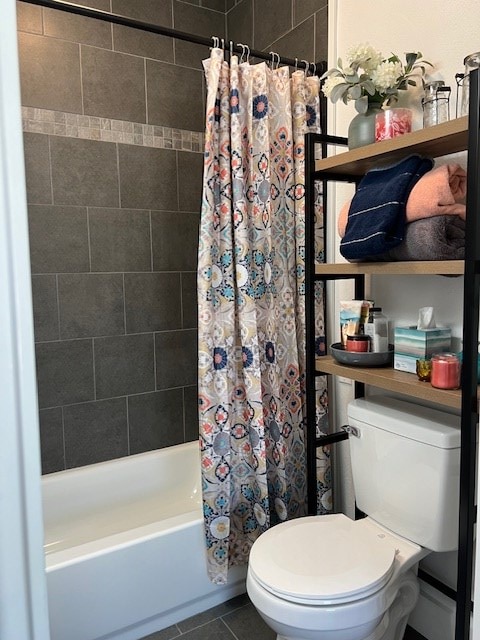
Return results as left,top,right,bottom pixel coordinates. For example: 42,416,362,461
22,107,205,153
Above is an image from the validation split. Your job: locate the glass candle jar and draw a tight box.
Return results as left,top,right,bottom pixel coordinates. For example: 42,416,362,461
375,108,412,141
416,358,432,382
346,334,370,353
459,52,480,117
430,353,461,390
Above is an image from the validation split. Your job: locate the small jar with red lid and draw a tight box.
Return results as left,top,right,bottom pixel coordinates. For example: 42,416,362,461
346,334,371,353
430,353,461,390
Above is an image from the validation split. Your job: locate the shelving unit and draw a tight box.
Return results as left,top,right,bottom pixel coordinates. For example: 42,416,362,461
305,80,479,640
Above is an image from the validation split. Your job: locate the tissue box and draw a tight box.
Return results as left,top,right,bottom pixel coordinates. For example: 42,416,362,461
394,326,452,374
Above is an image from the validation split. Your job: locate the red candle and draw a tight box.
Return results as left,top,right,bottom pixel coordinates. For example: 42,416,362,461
431,353,461,390
346,334,370,352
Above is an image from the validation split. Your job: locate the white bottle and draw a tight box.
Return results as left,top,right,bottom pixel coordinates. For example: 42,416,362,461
364,307,389,353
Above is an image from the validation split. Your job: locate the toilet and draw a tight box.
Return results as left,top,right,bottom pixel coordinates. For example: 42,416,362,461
247,395,460,640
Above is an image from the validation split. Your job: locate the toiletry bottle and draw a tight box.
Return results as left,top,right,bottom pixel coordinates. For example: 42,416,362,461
364,307,389,352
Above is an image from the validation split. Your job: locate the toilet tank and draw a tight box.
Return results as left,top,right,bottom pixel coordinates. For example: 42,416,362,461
347,396,460,552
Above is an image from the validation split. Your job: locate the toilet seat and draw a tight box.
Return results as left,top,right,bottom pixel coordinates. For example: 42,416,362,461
249,514,396,606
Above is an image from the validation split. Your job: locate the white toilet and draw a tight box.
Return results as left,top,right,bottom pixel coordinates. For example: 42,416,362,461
247,395,460,640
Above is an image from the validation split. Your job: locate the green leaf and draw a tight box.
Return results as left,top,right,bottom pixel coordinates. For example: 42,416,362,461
330,82,349,103
350,84,362,100
345,72,360,83
406,52,419,67
363,80,376,96
355,95,368,114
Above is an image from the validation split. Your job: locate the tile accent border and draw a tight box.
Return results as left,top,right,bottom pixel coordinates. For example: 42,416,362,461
22,107,205,152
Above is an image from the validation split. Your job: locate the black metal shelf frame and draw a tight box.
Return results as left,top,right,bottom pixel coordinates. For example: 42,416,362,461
305,69,480,640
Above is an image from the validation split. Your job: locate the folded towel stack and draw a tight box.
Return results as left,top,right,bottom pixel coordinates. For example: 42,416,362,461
367,215,465,262
339,155,434,261
338,161,467,262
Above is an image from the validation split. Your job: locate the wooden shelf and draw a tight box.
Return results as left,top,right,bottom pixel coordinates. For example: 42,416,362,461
316,356,462,409
315,260,464,277
315,116,468,177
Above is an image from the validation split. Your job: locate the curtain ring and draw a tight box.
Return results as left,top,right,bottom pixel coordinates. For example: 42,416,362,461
245,45,250,62
211,36,219,49
238,43,246,63
301,59,309,75
274,52,280,69
269,51,275,69
311,62,317,76
294,57,298,71
230,40,234,57
221,38,225,50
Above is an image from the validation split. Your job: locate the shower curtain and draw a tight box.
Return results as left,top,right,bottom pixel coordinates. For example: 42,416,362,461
198,47,329,584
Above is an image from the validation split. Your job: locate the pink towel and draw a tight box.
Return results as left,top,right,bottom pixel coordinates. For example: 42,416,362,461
338,163,467,238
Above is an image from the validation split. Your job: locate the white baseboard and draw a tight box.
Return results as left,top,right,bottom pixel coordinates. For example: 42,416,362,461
408,579,456,640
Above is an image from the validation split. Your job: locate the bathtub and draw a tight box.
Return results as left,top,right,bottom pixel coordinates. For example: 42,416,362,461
42,441,246,640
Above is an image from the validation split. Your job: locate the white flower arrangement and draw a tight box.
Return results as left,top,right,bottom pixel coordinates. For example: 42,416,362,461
322,43,432,113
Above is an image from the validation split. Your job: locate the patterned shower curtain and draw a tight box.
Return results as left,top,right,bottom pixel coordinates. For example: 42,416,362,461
198,47,329,585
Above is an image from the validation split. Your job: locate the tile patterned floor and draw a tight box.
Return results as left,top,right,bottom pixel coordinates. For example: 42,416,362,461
138,593,427,640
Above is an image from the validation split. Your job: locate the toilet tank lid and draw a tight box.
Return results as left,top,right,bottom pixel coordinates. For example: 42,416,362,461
347,396,460,449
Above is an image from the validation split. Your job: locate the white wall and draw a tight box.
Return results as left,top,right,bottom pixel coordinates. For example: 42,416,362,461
328,2,480,638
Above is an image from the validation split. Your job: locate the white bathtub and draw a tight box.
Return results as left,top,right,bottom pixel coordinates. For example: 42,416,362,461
42,441,246,640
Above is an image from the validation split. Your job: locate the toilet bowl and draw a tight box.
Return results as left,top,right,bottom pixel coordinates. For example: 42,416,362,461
247,514,426,640
247,396,461,640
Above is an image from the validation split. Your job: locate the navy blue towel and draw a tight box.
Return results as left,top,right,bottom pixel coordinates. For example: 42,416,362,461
340,154,434,261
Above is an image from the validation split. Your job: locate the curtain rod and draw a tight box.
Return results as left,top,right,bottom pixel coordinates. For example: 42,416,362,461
20,0,327,75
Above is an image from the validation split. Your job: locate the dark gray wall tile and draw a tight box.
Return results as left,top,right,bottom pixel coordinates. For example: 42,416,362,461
128,389,184,453
112,25,174,62
125,273,181,334
173,1,226,70
17,32,82,113
50,137,119,207
28,205,89,274
269,16,314,63
151,211,199,272
32,275,59,342
294,0,327,25
112,0,172,24
64,398,128,468
89,208,151,272
253,0,292,51
81,46,146,123
35,339,94,408
72,0,111,8
315,5,328,65
118,144,177,210
181,272,197,329
226,0,253,49
39,408,65,474
43,8,112,49
155,329,197,389
16,2,43,34
183,385,198,442
58,274,125,339
146,60,204,131
111,0,173,62
23,133,52,205
202,0,226,11
177,151,203,212
95,333,155,399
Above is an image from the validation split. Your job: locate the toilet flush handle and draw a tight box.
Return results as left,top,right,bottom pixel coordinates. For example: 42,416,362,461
341,424,361,438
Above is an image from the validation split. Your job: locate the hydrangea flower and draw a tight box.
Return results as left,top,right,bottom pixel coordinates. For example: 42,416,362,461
321,43,432,113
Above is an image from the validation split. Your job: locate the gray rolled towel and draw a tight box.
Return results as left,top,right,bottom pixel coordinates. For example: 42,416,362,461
353,215,465,262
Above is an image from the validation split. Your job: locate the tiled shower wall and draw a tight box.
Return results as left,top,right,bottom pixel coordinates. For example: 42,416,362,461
18,0,328,474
